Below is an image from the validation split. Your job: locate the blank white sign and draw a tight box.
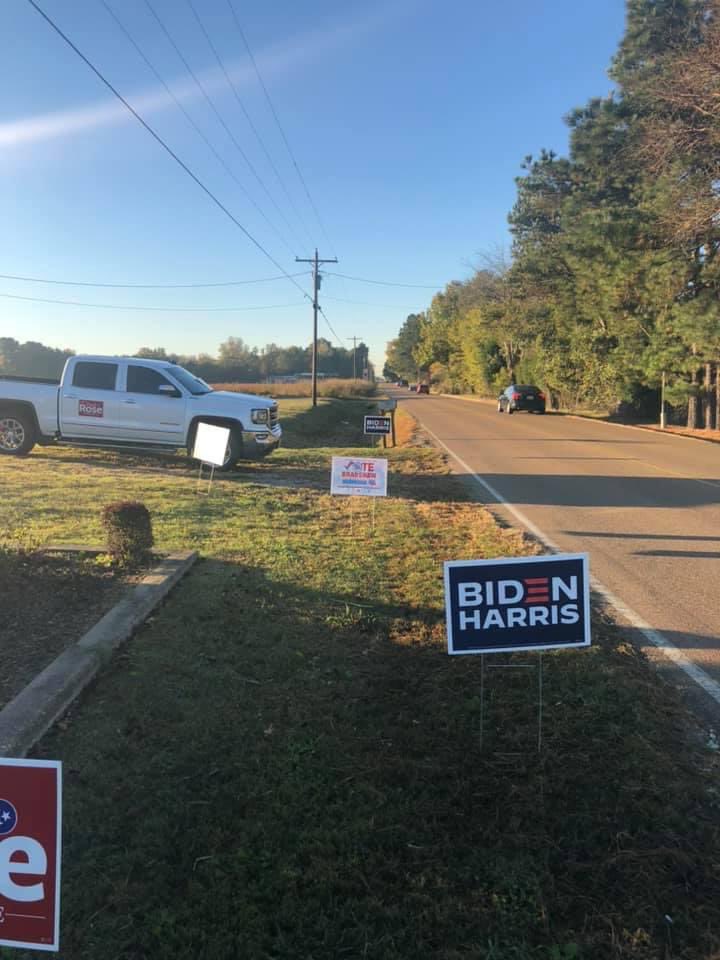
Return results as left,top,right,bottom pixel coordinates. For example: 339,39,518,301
193,422,230,467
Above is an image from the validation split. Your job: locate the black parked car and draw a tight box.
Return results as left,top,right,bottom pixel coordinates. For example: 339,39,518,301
497,384,546,414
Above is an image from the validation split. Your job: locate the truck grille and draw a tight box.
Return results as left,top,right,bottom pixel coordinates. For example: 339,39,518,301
269,404,279,429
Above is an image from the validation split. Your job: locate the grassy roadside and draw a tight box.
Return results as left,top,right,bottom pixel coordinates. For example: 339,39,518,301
212,379,377,398
1,399,719,959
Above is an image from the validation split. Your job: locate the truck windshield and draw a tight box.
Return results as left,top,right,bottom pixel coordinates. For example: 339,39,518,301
168,365,212,396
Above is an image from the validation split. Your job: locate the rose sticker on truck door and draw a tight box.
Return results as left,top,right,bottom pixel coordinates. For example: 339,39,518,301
78,400,104,418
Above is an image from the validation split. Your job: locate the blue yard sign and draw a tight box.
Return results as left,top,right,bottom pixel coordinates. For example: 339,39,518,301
444,553,590,655
364,415,392,435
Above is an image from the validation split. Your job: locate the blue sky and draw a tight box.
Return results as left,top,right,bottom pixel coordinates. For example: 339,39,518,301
1,0,626,370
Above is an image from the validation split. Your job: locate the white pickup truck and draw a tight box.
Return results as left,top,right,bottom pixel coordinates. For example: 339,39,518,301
0,355,281,470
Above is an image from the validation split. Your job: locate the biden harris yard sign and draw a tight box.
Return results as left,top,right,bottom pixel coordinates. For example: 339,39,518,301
363,415,392,436
0,759,62,952
444,553,590,655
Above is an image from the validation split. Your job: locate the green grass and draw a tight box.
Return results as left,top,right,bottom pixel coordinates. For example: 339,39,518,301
1,399,719,959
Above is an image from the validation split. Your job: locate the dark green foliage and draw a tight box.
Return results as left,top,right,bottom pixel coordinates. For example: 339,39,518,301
385,313,424,380
101,501,154,567
138,336,372,383
391,0,720,423
0,337,374,384
0,337,74,380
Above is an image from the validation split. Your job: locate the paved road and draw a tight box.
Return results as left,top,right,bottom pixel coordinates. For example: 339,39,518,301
395,389,720,706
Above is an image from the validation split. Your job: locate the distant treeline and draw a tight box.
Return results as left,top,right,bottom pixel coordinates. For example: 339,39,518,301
0,338,74,380
385,0,720,427
0,336,371,383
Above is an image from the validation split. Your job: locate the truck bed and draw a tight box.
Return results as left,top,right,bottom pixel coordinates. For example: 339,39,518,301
0,377,60,436
0,374,60,385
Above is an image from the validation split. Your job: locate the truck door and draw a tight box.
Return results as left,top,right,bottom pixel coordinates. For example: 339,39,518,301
117,364,186,445
60,360,121,438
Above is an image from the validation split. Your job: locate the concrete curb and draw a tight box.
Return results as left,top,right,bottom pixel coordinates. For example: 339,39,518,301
0,550,198,757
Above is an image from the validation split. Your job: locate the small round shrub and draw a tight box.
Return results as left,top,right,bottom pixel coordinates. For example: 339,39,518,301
101,501,154,568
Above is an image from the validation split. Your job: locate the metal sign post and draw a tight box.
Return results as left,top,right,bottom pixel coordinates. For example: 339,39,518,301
375,399,397,448
196,462,216,495
538,652,543,753
479,658,542,754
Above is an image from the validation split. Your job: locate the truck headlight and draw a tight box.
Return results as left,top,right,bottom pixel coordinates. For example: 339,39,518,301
251,408,269,424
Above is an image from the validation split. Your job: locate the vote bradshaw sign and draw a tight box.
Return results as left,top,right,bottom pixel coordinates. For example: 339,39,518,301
0,759,61,952
330,457,388,497
444,553,590,655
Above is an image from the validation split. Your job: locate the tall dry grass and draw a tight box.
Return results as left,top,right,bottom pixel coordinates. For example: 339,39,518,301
211,379,377,399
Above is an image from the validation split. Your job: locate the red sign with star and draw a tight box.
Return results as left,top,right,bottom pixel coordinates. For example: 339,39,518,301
0,759,62,952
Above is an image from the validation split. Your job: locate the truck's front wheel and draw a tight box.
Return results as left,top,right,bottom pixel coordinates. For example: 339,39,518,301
219,428,243,471
0,412,36,457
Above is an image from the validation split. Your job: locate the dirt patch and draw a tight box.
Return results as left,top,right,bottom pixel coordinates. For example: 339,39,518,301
0,550,130,709
640,423,720,443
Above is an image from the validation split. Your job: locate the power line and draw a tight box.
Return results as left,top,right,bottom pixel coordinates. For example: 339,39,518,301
317,304,341,344
226,0,335,253
0,291,305,312
142,0,297,257
185,0,309,252
324,271,442,289
0,269,309,289
323,294,400,309
99,0,295,260
25,0,311,304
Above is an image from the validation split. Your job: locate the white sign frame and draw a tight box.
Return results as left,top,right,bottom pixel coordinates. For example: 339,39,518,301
192,422,230,467
330,456,388,497
444,553,591,656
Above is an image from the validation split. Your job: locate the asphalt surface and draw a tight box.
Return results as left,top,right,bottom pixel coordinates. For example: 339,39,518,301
395,388,720,712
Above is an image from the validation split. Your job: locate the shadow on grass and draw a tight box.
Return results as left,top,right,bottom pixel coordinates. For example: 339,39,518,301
0,550,126,710
37,557,720,960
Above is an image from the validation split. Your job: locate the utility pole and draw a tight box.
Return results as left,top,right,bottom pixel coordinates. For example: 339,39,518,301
296,249,337,407
346,336,362,380
660,370,666,429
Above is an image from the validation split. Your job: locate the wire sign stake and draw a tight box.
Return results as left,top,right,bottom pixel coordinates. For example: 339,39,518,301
444,554,590,754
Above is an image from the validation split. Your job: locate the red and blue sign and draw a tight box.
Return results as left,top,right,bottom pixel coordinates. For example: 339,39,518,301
0,759,62,952
444,553,590,655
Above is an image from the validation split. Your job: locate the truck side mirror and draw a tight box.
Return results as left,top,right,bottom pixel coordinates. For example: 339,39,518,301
158,384,181,398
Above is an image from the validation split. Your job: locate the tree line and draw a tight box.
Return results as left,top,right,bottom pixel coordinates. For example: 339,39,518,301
385,0,720,427
0,336,370,383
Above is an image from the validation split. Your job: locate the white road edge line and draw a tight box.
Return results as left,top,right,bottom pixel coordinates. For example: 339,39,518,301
423,422,720,707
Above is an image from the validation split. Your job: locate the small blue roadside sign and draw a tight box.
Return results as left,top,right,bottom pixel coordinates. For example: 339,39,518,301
444,553,590,655
364,415,392,435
